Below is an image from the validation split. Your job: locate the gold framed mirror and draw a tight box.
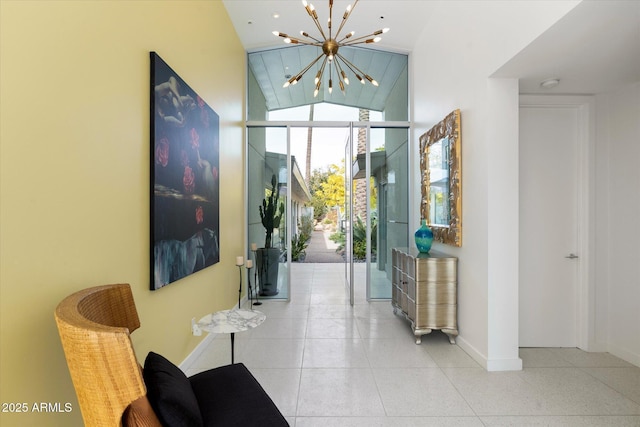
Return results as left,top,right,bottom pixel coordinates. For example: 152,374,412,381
419,109,461,246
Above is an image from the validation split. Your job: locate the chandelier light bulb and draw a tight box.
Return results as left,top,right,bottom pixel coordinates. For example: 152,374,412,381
341,70,349,85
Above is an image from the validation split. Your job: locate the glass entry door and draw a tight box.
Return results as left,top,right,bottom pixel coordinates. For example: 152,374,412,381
246,122,408,304
247,126,290,300
344,126,354,305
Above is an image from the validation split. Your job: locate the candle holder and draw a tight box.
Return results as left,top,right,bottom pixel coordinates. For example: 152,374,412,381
251,248,262,306
245,260,254,309
237,265,243,309
235,256,244,309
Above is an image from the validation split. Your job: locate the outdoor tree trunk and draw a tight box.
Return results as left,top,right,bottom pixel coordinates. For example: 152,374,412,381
355,108,369,221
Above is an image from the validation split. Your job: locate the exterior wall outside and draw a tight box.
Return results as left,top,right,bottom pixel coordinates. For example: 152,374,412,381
0,1,245,425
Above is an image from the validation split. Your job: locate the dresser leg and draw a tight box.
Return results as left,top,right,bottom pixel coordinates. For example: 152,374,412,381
414,328,432,344
442,329,458,344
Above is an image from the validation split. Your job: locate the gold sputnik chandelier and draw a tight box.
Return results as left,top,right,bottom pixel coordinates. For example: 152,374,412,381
273,0,389,97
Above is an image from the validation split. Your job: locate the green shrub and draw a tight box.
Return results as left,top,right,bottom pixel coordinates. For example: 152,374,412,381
291,233,308,262
299,214,314,242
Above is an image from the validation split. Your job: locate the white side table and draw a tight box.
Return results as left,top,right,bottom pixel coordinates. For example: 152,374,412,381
194,309,266,364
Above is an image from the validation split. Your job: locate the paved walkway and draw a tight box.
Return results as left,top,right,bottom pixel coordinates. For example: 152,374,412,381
303,228,343,263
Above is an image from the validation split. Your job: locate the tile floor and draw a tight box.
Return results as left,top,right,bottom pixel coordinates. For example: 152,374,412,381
185,263,640,426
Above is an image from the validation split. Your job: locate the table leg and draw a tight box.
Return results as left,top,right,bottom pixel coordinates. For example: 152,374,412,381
230,332,235,364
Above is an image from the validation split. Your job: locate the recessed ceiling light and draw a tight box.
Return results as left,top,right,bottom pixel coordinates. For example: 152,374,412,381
273,12,280,19
540,78,560,89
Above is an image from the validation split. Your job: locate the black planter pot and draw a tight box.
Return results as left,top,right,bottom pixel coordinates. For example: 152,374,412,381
256,247,280,296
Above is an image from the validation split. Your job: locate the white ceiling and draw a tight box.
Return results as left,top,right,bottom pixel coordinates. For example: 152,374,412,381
222,0,435,53
224,0,640,104
494,0,640,95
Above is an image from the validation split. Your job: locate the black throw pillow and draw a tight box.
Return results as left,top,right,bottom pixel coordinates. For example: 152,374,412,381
143,351,203,427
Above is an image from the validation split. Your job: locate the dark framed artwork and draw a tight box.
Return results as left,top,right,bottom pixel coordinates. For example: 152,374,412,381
150,52,220,290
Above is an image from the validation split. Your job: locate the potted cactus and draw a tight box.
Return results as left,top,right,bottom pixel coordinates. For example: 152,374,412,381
256,174,284,295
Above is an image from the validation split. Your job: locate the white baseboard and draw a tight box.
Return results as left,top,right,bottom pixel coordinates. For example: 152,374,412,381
607,343,640,368
486,357,523,371
179,296,250,371
456,335,488,369
456,336,523,371
180,332,215,372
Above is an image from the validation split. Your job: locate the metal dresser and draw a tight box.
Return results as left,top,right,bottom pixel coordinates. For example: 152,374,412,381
391,247,458,344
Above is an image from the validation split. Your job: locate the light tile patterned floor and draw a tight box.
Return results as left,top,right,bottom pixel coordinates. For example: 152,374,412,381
185,263,640,426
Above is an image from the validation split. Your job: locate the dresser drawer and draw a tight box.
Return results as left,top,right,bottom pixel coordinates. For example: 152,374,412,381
400,272,409,294
414,303,457,330
415,258,457,282
400,292,408,315
392,284,401,306
407,276,416,300
407,296,415,322
415,281,457,305
392,266,401,286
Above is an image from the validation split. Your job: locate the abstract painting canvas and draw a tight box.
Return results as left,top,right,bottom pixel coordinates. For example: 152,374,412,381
150,52,220,290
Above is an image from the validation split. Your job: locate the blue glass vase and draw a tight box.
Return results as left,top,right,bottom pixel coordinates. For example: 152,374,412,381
414,220,434,253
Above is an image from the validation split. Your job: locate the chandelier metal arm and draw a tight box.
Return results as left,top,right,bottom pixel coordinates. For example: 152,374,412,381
328,0,333,40
334,58,350,86
335,55,363,84
303,1,328,41
336,52,377,86
300,31,323,44
284,53,325,87
274,32,321,47
332,59,346,94
334,0,359,41
314,55,330,96
341,30,386,46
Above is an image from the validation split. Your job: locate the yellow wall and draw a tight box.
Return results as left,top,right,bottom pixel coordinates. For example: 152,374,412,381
0,1,245,425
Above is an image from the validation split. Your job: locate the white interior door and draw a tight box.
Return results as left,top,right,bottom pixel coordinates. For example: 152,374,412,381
519,105,580,347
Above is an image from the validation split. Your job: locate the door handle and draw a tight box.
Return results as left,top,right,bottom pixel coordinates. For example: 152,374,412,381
565,253,579,259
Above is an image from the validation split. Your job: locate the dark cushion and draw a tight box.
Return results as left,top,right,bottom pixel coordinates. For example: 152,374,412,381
143,352,203,427
189,363,288,427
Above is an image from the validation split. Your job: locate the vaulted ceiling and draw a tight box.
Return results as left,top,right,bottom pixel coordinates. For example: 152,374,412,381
249,46,407,112
223,0,419,112
225,0,640,109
